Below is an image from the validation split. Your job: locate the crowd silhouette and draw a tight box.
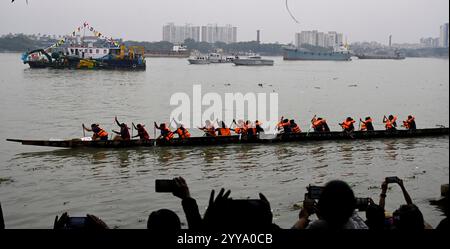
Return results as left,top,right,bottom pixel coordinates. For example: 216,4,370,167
0,177,447,230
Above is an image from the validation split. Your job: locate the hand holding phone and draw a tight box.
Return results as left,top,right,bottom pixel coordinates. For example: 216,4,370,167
355,198,370,211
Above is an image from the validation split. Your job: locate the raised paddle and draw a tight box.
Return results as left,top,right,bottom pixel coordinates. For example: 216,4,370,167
82,124,86,137
131,122,134,138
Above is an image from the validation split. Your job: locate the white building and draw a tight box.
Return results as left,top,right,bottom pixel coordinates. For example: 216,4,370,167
439,23,449,48
295,30,344,48
162,23,200,44
201,24,237,44
420,37,440,48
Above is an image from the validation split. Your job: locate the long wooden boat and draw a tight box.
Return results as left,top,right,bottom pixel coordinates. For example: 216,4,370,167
6,128,449,149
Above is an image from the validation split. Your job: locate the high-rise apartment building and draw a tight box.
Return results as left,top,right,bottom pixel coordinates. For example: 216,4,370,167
295,30,344,48
162,23,200,44
201,24,237,44
439,23,449,48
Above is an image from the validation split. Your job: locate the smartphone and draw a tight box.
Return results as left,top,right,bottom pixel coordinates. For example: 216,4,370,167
355,198,370,211
385,176,399,184
307,185,324,200
155,179,175,193
66,217,87,229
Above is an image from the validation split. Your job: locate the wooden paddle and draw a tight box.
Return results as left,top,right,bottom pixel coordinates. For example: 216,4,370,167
82,124,86,137
131,122,134,138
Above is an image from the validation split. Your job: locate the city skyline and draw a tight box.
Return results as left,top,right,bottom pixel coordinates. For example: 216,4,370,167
1,0,449,44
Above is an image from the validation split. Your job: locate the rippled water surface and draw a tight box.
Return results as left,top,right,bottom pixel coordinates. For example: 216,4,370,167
0,53,448,228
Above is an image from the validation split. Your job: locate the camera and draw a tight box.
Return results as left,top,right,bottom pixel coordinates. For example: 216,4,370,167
306,185,324,200
355,197,370,211
385,176,399,184
155,179,176,193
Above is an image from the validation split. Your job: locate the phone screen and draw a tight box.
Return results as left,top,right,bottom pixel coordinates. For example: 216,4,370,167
308,186,324,199
355,198,369,211
155,179,175,193
385,177,398,184
67,217,86,229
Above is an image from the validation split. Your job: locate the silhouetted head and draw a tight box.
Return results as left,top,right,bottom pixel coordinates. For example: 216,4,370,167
365,204,385,230
393,204,424,230
346,117,353,122
408,115,413,119
120,123,127,128
290,120,296,124
137,124,143,129
317,118,323,121
147,209,181,231
255,120,261,126
389,115,394,120
160,123,166,129
91,124,97,128
317,180,356,228
180,125,185,131
283,119,289,123
365,117,371,121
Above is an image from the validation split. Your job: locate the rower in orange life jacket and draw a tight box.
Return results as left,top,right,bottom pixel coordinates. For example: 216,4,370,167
277,117,292,133
360,117,374,131
199,120,216,137
112,116,131,141
339,117,356,132
244,120,258,136
311,116,330,132
402,115,416,130
290,120,301,133
383,115,398,131
132,123,150,140
154,122,174,141
215,121,232,136
83,123,109,141
232,119,245,135
173,119,191,139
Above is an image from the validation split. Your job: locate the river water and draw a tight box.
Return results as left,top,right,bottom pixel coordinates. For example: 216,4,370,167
0,53,448,228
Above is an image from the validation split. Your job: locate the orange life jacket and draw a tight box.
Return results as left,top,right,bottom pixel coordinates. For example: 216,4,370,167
204,127,216,137
176,128,191,139
292,124,301,133
138,127,150,140
312,120,323,128
312,119,326,129
218,128,231,136
234,127,242,134
403,117,415,130
361,119,373,131
385,116,397,130
341,120,356,130
162,127,174,140
93,127,108,139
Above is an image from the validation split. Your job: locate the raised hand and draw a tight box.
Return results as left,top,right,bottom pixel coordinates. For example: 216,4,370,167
53,212,69,229
86,214,109,229
172,177,191,200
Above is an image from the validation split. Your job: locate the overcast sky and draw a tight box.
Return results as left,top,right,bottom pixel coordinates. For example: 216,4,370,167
1,0,448,44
